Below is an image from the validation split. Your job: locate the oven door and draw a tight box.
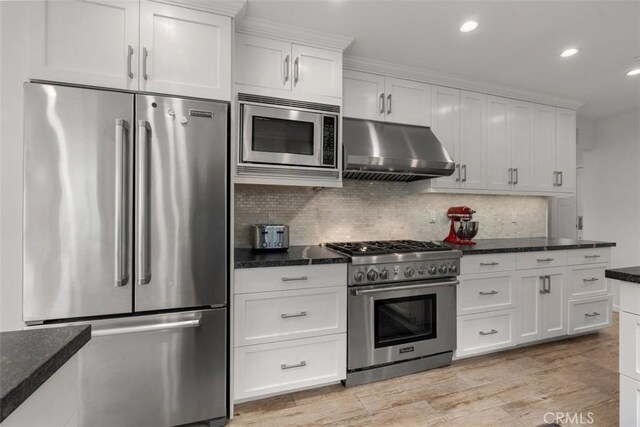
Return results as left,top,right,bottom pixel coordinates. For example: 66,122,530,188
241,104,323,167
348,279,457,371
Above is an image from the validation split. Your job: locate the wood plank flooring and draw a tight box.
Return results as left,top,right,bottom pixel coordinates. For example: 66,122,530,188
231,313,619,426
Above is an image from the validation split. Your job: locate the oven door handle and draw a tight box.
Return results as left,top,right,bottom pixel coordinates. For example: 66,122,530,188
352,280,459,296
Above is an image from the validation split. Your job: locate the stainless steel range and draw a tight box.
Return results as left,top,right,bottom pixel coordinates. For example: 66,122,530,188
325,240,462,387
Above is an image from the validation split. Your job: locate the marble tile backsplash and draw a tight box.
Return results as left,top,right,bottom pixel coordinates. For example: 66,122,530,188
234,181,548,247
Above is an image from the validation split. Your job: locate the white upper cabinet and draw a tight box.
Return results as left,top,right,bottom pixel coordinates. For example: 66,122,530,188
486,96,511,191
509,100,535,192
27,0,139,90
139,1,231,101
555,108,577,193
534,104,557,192
385,77,431,126
343,70,386,121
458,91,487,190
235,35,343,99
429,86,460,189
27,0,232,100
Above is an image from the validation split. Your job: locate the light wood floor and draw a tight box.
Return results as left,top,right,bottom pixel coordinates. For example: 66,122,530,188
231,313,619,426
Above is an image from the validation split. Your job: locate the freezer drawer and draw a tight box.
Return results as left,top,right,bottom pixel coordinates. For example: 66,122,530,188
76,308,226,426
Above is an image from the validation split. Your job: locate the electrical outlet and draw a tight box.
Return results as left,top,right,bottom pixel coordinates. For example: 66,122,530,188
428,210,437,223
511,212,517,223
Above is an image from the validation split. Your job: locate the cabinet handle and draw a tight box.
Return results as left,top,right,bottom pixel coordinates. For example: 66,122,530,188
583,277,599,282
127,45,134,78
293,57,300,85
508,168,513,184
281,311,307,319
479,262,499,266
379,93,385,114
462,164,467,182
536,258,554,262
558,171,563,186
281,361,306,370
513,168,518,185
455,164,460,182
281,276,308,282
387,94,392,114
142,47,149,80
283,55,290,84
553,171,559,186
584,255,601,259
479,329,498,336
585,312,601,318
539,275,547,294
479,290,498,296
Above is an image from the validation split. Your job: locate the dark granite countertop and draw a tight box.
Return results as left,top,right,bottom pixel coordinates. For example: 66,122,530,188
234,245,348,269
445,238,616,255
605,267,640,284
0,325,91,422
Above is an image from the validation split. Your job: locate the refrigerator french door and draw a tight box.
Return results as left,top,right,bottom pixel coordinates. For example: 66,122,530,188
23,83,228,426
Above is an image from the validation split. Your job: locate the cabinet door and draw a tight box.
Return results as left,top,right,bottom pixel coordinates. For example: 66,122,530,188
139,1,231,101
555,108,576,193
486,96,511,190
26,0,139,90
509,100,535,191
343,70,385,121
542,269,567,339
534,104,556,192
518,272,543,344
384,77,431,126
291,44,342,98
235,34,292,91
429,86,460,189
459,91,487,190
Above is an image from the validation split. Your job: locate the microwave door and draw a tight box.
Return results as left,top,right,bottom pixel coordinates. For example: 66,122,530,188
242,104,322,167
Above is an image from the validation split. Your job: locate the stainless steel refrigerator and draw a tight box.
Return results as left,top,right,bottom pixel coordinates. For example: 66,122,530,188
23,82,228,426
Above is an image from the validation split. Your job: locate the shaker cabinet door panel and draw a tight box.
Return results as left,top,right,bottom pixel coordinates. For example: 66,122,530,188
509,100,535,191
542,270,568,338
27,0,139,90
343,70,386,121
486,96,511,190
555,108,576,193
430,86,460,189
384,77,431,126
291,44,342,98
534,104,556,192
459,91,487,190
235,34,292,91
518,273,543,344
139,1,231,101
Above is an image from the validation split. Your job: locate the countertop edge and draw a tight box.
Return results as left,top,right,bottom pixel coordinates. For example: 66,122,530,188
458,241,616,255
605,268,640,284
234,257,349,269
0,325,91,423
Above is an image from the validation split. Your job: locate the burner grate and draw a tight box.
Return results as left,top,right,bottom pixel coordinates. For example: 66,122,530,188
326,240,450,256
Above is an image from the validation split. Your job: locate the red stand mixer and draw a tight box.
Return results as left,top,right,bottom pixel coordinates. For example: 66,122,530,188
444,206,479,246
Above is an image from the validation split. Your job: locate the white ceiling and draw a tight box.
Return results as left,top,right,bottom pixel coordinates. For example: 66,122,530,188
244,0,640,120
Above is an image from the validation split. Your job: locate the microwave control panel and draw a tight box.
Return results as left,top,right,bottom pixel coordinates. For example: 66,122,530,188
322,115,337,166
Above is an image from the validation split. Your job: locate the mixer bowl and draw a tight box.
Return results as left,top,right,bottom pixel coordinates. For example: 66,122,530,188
454,221,479,240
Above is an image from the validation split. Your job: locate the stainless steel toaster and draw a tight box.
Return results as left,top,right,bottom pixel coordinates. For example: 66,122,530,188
251,224,290,251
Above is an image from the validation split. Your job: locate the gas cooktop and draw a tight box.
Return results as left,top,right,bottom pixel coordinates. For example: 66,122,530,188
325,240,451,257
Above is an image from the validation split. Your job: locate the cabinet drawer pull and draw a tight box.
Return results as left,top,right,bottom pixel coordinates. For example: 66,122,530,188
479,290,498,296
584,255,601,259
281,276,308,282
281,361,306,370
582,277,599,282
281,311,307,319
585,312,601,318
536,258,554,262
479,262,499,266
479,329,498,336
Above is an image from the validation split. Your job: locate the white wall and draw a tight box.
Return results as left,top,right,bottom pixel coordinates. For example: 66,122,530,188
582,108,640,308
0,2,28,331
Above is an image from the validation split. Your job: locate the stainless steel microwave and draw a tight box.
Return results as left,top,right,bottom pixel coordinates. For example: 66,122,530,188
239,98,338,169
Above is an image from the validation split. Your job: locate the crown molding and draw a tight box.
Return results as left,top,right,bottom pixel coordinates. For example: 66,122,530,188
151,0,246,17
344,55,584,110
236,16,354,51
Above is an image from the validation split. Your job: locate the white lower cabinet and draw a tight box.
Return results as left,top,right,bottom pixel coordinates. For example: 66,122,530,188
518,268,567,344
457,272,516,316
621,311,640,382
456,309,516,358
621,375,640,427
568,295,612,334
620,284,640,426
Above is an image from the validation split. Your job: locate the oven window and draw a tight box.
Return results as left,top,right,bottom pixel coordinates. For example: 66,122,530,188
252,116,314,155
374,294,437,348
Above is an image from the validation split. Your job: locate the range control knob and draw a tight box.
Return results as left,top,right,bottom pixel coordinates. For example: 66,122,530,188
417,267,426,275
379,269,389,280
439,264,448,274
354,271,365,283
405,266,415,278
428,265,438,275
448,264,458,274
367,269,379,281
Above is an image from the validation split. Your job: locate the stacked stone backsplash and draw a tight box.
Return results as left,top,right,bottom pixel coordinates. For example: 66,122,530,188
234,181,548,247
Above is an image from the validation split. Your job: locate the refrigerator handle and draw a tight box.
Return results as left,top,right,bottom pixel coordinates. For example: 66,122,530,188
114,119,129,287
93,316,202,337
136,120,152,286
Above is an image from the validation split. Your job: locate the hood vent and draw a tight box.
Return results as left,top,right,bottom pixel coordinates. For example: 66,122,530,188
342,118,455,182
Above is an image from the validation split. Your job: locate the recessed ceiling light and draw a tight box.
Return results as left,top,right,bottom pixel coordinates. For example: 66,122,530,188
626,68,640,76
560,48,581,58
460,21,478,33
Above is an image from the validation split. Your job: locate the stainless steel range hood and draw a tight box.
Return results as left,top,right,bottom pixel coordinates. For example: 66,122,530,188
342,118,456,182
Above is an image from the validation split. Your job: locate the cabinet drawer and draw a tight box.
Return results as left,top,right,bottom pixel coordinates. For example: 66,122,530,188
234,264,347,294
234,286,346,346
568,295,612,334
567,248,611,266
460,253,516,275
621,312,640,382
569,265,608,298
234,334,346,401
456,309,516,358
458,273,515,315
517,251,567,270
